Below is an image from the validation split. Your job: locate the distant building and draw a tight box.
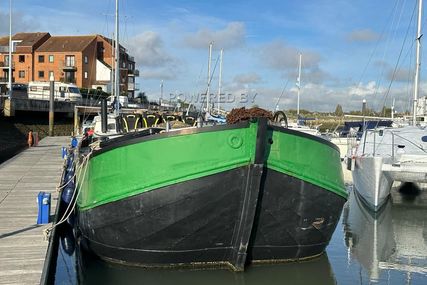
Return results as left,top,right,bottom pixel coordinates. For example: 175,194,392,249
0,32,139,97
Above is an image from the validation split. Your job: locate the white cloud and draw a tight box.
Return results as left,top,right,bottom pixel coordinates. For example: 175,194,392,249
347,29,379,42
258,40,330,84
127,31,174,67
127,31,182,81
184,22,245,49
348,81,384,97
233,72,262,85
141,68,178,80
258,40,321,70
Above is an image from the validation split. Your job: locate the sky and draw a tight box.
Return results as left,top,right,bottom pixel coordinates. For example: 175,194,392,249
1,0,426,112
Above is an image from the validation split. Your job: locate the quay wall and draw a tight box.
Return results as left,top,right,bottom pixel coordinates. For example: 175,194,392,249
0,112,73,164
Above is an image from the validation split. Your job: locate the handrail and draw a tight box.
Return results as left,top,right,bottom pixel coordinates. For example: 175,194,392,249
361,128,427,159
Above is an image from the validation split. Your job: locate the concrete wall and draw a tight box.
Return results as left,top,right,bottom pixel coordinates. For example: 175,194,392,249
4,98,75,115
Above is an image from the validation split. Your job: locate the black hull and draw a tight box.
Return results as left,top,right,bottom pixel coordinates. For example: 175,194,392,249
77,167,345,271
249,169,345,262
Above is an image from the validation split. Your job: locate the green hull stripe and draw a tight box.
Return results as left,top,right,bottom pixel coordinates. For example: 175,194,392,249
267,130,347,198
78,124,257,210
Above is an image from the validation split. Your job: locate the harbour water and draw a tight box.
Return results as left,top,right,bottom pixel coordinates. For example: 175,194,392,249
52,185,427,285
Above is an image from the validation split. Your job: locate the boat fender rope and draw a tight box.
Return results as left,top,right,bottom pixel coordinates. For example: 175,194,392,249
42,151,91,240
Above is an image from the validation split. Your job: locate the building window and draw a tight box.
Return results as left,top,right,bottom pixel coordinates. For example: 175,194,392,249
4,55,9,65
84,71,88,79
19,55,25,63
65,55,75,67
49,71,54,80
84,56,88,64
19,70,25,78
38,55,45,63
38,71,45,78
49,55,54,63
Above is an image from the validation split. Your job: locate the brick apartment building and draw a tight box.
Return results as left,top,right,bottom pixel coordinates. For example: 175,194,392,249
0,32,139,97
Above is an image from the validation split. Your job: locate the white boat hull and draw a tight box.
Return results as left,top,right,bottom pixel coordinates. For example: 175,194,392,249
353,156,393,211
351,125,427,211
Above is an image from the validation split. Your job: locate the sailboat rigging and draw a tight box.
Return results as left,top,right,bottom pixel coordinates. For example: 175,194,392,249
350,0,427,211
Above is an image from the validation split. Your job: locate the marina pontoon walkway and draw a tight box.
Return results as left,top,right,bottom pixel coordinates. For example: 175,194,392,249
0,136,69,284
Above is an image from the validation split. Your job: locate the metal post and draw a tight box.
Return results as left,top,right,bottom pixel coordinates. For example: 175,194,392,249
8,0,12,99
114,0,120,116
296,53,302,116
206,42,213,113
218,48,223,112
48,75,54,136
373,130,376,156
160,80,163,107
413,0,423,126
392,132,395,161
73,106,79,135
101,98,107,133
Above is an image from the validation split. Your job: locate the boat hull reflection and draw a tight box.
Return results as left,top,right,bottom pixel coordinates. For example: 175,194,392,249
343,186,427,281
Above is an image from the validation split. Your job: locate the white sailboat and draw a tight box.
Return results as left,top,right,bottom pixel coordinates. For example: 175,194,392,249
351,0,427,211
286,53,322,136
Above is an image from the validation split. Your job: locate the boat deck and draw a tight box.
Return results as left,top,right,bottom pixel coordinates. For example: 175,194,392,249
0,136,69,285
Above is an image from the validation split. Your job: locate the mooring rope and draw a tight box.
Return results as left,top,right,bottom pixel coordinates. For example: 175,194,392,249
43,150,91,240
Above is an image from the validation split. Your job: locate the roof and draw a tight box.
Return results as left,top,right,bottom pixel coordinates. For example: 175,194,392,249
0,32,50,47
96,34,126,52
37,35,97,52
14,32,50,46
0,36,8,46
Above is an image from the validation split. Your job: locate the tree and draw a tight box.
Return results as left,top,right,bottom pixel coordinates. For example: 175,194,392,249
380,106,392,117
334,104,344,116
137,92,149,104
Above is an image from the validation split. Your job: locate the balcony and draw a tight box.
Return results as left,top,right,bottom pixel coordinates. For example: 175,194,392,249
61,61,77,71
59,77,76,84
128,56,135,62
128,69,139,77
62,65,77,71
0,62,14,69
0,77,14,84
127,82,139,91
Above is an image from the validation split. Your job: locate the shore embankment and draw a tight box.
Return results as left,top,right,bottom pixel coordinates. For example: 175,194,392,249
0,114,73,164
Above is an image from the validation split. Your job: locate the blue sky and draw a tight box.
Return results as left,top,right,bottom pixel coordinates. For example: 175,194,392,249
1,0,425,112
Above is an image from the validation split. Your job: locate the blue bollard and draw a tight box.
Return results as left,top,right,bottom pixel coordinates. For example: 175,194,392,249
71,137,78,148
37,192,51,224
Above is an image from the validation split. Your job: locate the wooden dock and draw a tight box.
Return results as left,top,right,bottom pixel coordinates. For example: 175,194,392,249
0,136,70,285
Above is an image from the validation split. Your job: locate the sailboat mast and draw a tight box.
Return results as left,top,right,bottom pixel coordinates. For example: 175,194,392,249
413,0,422,126
8,0,12,99
206,42,213,112
160,80,163,106
114,0,120,116
111,32,114,98
218,48,223,112
297,53,302,116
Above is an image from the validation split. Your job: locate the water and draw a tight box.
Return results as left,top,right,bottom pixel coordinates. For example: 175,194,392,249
52,186,427,284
